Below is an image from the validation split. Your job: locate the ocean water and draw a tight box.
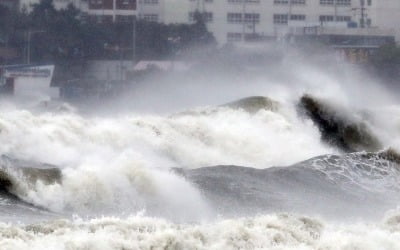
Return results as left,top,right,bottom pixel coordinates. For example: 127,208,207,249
1,60,400,249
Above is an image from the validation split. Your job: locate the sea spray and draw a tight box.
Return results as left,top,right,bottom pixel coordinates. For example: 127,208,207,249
1,212,400,250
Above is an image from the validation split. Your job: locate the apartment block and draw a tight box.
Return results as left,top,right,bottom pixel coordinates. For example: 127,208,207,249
16,0,400,43
136,0,399,44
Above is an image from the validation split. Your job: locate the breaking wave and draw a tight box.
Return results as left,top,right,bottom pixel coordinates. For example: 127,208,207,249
1,95,400,225
0,97,333,168
1,212,400,250
1,148,399,221
1,96,400,218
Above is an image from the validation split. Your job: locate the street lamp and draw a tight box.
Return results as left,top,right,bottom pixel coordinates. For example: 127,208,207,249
27,30,46,65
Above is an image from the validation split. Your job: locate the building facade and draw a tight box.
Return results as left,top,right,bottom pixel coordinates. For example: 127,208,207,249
137,0,399,44
16,0,400,44
369,0,400,42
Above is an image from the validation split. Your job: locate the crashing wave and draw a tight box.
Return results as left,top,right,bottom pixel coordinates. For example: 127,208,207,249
178,149,400,218
173,96,280,117
1,149,399,219
0,156,61,204
220,96,280,113
299,149,400,193
299,94,382,152
0,96,399,221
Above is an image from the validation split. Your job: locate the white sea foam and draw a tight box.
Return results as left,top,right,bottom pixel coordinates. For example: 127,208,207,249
2,94,400,214
0,212,400,250
0,104,332,213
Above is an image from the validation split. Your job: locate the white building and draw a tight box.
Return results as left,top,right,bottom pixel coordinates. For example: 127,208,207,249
369,0,400,41
17,0,400,44
138,0,399,44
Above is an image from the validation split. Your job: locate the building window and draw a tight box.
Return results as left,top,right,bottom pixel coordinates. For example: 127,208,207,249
116,15,134,23
292,0,305,4
90,0,103,5
273,14,288,24
320,0,351,5
319,15,334,22
319,15,350,22
89,15,113,23
290,14,306,21
336,15,351,22
89,0,113,9
320,0,332,4
227,32,242,42
141,14,158,22
227,0,260,4
116,0,136,10
227,13,242,23
244,13,260,24
274,0,305,4
140,0,158,4
337,0,351,5
189,12,213,22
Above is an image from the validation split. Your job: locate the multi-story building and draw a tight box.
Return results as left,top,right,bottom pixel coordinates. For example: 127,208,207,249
86,0,136,23
16,0,400,44
137,0,399,44
368,0,400,41
18,0,136,23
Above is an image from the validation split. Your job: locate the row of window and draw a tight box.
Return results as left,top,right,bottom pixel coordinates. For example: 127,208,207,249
189,11,213,22
225,13,352,24
89,0,136,10
88,14,159,23
88,14,361,30
139,0,158,4
89,0,374,9
133,0,374,6
275,0,371,5
274,0,305,4
189,0,213,2
188,0,367,6
273,14,351,24
319,15,351,22
227,0,260,3
88,12,354,25
186,12,356,24
320,0,350,5
227,13,260,23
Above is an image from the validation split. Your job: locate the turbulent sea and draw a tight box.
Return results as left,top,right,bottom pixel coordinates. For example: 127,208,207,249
1,63,400,249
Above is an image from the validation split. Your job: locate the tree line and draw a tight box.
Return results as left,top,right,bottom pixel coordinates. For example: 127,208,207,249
0,0,216,66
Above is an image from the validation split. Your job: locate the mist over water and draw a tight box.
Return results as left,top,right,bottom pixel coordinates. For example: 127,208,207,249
1,48,400,249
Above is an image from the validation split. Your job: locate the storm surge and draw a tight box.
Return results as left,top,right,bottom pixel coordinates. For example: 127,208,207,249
1,62,400,248
0,95,400,216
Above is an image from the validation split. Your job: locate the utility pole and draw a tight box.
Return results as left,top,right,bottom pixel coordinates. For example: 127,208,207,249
334,0,338,22
252,13,256,35
132,15,136,64
242,0,246,42
26,30,46,65
352,0,367,28
360,0,366,28
132,0,139,65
